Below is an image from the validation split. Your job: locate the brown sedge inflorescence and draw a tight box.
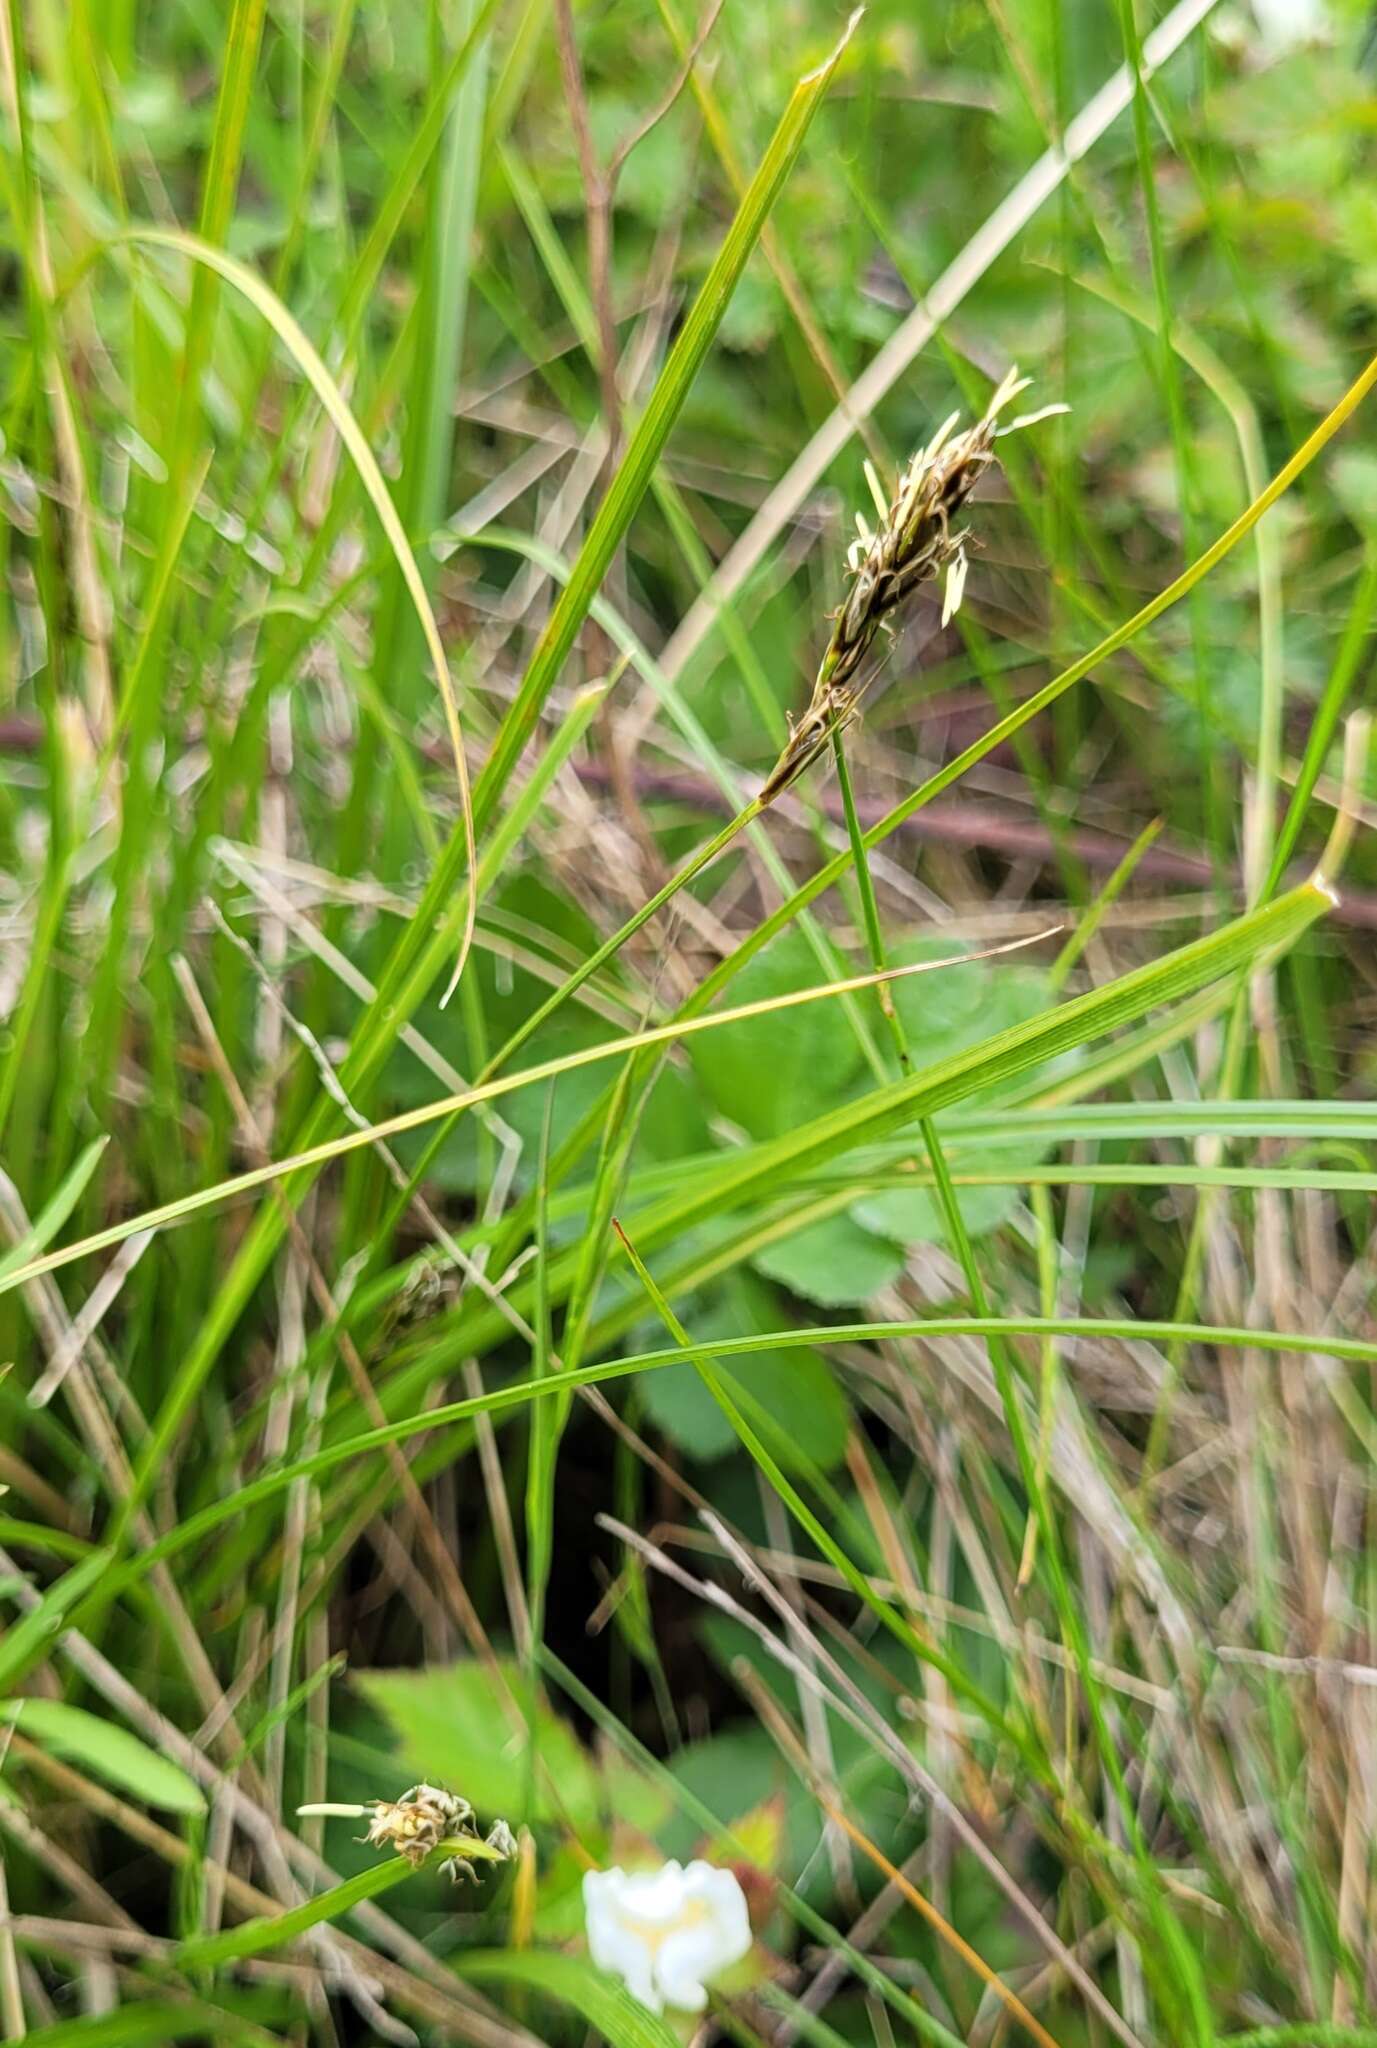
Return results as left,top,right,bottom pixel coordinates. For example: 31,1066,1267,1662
761,366,1066,803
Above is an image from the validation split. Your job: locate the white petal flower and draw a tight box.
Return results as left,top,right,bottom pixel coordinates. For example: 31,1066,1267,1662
583,1859,752,2014
1251,0,1328,50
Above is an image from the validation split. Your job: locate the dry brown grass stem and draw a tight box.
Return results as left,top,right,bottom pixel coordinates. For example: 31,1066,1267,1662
599,1509,1149,2048
737,1656,1067,2048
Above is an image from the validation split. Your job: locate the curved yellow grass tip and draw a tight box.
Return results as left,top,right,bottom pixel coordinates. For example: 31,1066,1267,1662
118,227,478,1006
801,7,864,83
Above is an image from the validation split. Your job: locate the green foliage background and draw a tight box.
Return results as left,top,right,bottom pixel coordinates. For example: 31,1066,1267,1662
1,0,1377,2043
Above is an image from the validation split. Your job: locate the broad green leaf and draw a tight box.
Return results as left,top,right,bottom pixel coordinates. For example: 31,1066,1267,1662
689,928,868,1138
460,1948,681,2048
696,941,1064,1284
641,1342,852,1464
752,1210,905,1307
625,884,1330,1258
640,1272,852,1460
599,1751,678,1846
353,1660,599,1831
639,1359,746,1461
888,936,994,1046
891,941,1055,1065
665,1729,791,1854
855,1178,1018,1246
0,1699,205,1814
851,945,1061,1250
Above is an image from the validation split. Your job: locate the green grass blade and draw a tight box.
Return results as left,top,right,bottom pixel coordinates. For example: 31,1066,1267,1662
0,1136,106,1287
1265,550,1377,895
6,882,1325,1298
24,1301,1369,1669
0,2004,284,2048
87,15,859,1527
611,1218,1024,1743
459,1953,681,2048
0,1699,205,1815
173,1848,500,1969
468,11,859,831
118,226,478,995
2,950,983,1290
684,348,1377,1016
0,1549,114,1694
165,0,266,483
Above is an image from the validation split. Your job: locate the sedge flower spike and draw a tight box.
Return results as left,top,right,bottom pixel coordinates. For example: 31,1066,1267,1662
762,365,1067,801
297,1783,517,1885
583,1859,752,2014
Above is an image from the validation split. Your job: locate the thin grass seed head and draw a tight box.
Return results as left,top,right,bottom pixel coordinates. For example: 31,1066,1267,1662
761,367,1067,801
298,1784,517,1884
362,1783,472,1866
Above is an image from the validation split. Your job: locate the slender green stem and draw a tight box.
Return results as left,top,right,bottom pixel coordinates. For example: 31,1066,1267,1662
830,744,1210,2037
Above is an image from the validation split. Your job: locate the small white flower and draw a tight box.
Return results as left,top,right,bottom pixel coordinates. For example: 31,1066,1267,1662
583,1859,752,2014
1251,0,1328,50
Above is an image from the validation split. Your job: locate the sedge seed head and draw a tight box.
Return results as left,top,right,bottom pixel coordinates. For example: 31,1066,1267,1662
761,368,1066,802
